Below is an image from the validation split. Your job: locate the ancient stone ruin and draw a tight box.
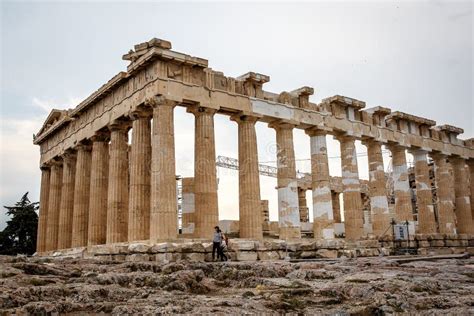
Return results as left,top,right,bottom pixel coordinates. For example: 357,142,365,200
33,38,474,261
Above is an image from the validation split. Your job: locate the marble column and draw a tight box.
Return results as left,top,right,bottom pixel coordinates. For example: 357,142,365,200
364,140,390,237
189,106,219,239
412,149,437,234
57,151,76,249
150,98,178,240
431,154,456,234
71,143,92,247
181,177,195,235
232,114,263,240
128,110,152,242
468,160,474,222
37,166,51,253
337,135,363,241
306,129,334,239
88,133,109,246
298,188,309,223
45,160,63,251
388,144,413,222
271,123,301,240
107,120,130,243
332,192,342,223
451,157,474,234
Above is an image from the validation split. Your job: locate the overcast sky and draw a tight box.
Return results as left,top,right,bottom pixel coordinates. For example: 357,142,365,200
1,1,472,230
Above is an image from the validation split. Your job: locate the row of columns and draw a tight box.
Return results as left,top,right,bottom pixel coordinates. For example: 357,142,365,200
37,100,474,251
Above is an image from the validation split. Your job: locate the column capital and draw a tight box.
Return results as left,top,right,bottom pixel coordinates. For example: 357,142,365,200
40,164,51,171
129,107,152,120
430,151,448,161
408,148,429,157
230,112,261,124
449,156,465,166
145,95,177,109
386,142,406,151
305,126,331,137
90,130,110,143
268,119,298,130
360,137,383,147
62,149,77,163
76,141,92,152
333,133,356,142
187,105,217,116
467,158,474,167
108,118,131,132
49,157,63,168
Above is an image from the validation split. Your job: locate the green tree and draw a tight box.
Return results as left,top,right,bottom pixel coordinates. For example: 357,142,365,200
0,192,39,255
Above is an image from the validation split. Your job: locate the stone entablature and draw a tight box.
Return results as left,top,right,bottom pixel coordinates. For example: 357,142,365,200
34,38,473,165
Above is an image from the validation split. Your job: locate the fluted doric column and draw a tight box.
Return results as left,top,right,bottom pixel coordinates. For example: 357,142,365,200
364,140,390,237
37,166,51,253
411,149,437,234
57,151,76,249
306,129,334,239
128,109,152,241
332,192,342,223
451,157,474,234
271,122,301,240
337,135,363,241
232,114,263,240
431,153,456,234
71,143,92,247
298,188,309,223
181,177,196,234
88,133,109,246
188,106,219,239
150,98,178,240
107,120,130,243
468,160,474,222
387,144,413,222
45,160,63,251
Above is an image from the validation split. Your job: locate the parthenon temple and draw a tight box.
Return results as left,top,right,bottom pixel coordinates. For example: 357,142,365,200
34,38,474,257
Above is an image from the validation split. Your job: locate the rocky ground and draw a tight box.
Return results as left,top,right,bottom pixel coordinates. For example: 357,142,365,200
0,255,473,315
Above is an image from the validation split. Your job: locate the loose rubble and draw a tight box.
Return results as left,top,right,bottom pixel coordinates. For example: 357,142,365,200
1,255,473,314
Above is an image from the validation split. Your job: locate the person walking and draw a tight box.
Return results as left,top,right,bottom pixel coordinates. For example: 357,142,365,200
212,226,223,261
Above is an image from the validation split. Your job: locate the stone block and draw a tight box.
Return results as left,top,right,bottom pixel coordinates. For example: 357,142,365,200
300,251,318,259
229,240,256,251
418,241,430,248
111,254,127,261
203,242,213,252
128,243,151,253
263,240,287,250
451,247,467,254
430,240,445,247
155,252,180,263
380,247,391,256
445,239,460,247
126,254,150,262
235,251,258,261
417,248,428,256
300,241,317,251
150,242,178,253
278,251,291,260
360,240,380,248
466,247,474,255
315,249,338,258
182,252,205,262
257,251,280,261
180,242,205,253
286,242,302,252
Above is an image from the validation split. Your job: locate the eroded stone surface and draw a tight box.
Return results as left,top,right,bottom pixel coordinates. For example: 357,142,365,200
1,255,473,314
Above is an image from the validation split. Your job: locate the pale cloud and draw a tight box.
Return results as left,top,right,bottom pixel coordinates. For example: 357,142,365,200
32,97,83,114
